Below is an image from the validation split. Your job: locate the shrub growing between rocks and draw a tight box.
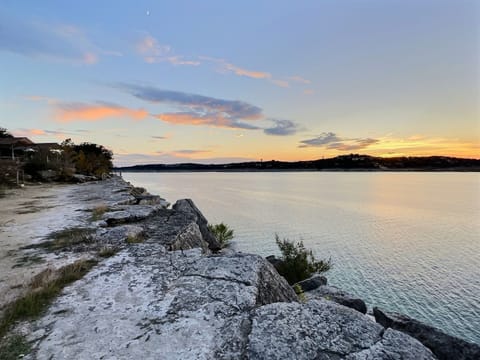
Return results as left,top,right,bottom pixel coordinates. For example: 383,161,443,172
275,234,332,285
208,223,234,248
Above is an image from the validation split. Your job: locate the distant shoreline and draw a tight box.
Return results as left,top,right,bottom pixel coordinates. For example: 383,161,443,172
116,167,480,173
115,154,480,173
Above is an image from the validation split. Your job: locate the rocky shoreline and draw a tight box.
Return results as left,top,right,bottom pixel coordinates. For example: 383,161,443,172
2,176,479,359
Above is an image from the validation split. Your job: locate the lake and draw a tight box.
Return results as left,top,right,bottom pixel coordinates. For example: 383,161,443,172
123,171,480,344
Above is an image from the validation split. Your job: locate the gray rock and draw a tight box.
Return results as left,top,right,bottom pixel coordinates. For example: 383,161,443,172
346,328,436,360
248,299,435,359
306,285,367,314
95,225,144,246
374,307,480,360
173,199,221,251
29,248,297,359
265,255,283,270
294,274,327,292
102,205,159,225
169,222,209,252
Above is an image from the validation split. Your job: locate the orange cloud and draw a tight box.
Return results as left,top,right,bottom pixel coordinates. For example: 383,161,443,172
154,112,260,130
136,35,199,66
200,56,272,80
155,113,230,127
223,62,271,79
56,102,148,122
270,79,289,88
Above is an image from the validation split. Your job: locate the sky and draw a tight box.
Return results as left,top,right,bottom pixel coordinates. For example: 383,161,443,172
1,0,479,166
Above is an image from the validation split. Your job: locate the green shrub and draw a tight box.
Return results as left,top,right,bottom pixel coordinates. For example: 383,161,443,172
275,234,332,285
208,223,234,248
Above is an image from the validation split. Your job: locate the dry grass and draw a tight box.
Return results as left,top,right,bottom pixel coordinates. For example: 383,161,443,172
125,234,144,244
98,247,118,258
26,227,95,251
0,259,97,339
90,204,109,221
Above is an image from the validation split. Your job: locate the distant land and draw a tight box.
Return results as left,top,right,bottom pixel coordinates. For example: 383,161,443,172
116,154,480,172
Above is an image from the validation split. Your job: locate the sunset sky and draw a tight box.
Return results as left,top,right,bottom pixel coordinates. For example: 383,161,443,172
1,0,478,165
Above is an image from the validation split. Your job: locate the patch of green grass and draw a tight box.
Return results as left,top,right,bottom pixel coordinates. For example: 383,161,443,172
98,247,118,258
208,223,234,248
0,334,31,360
0,259,97,338
26,227,95,251
125,234,144,244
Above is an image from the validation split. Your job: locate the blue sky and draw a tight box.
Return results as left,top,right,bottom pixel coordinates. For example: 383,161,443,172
1,0,478,165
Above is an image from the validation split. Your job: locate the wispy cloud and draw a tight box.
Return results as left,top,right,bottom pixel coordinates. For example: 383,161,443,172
299,132,341,147
0,15,115,65
201,56,308,88
13,127,83,139
287,76,311,84
115,83,264,130
299,132,379,150
115,83,302,134
154,112,261,130
200,56,271,79
116,83,263,119
264,119,300,136
326,138,380,151
136,34,199,66
168,149,212,157
56,101,148,122
270,79,289,88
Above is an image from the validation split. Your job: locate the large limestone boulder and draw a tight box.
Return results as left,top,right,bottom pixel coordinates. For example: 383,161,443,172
173,199,221,251
374,307,480,360
248,299,435,359
102,205,160,225
28,247,297,359
306,285,368,314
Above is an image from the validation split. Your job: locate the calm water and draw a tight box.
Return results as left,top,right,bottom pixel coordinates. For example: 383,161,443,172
123,172,480,344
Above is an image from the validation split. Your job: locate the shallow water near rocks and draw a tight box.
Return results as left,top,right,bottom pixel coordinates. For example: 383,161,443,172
124,171,480,344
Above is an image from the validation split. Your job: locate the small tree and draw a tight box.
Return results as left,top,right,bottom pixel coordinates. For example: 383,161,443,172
275,234,332,285
0,127,13,138
208,223,234,248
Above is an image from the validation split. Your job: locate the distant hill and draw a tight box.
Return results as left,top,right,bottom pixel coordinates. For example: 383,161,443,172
115,154,480,172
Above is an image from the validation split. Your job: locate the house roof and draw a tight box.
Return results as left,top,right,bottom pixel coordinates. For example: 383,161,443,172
34,142,61,150
0,137,35,146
